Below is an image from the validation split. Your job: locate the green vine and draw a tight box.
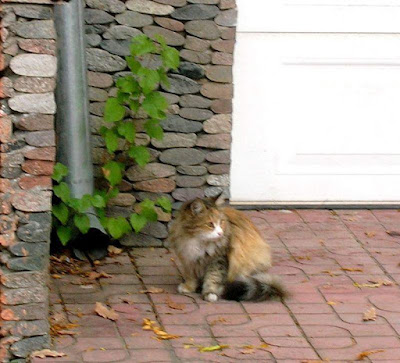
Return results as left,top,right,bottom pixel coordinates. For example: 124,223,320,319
52,34,178,245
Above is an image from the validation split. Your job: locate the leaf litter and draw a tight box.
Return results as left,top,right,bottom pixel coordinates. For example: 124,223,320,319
95,302,119,321
357,349,385,360
142,318,180,340
31,349,66,359
363,307,377,321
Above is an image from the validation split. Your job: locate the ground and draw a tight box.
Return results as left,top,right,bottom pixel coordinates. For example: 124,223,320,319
35,209,400,362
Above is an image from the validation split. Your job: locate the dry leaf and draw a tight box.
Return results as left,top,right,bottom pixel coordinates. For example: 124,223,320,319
321,270,340,277
209,317,227,326
94,302,119,321
87,271,112,280
341,267,363,272
31,349,66,359
365,231,376,238
363,307,377,321
57,330,79,335
354,282,381,289
165,296,185,310
386,230,400,237
142,318,180,340
357,349,385,360
51,274,62,279
368,278,393,286
108,245,123,255
140,287,164,294
327,301,337,305
198,344,229,352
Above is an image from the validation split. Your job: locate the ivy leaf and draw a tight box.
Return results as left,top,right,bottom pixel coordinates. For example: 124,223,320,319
102,161,124,187
144,120,164,140
74,214,90,234
158,70,170,89
116,76,139,94
78,194,92,213
130,35,156,56
142,92,168,119
57,226,73,246
154,34,167,49
138,68,160,94
52,163,69,183
91,194,106,208
107,217,131,239
53,203,69,225
104,98,125,123
116,91,130,104
117,122,136,143
126,56,142,73
128,100,140,113
156,196,172,213
53,182,71,203
161,47,180,70
128,146,150,167
140,199,158,222
130,213,148,233
104,128,119,154
107,187,120,201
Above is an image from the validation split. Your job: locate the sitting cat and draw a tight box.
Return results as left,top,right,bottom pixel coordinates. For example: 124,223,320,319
168,197,287,302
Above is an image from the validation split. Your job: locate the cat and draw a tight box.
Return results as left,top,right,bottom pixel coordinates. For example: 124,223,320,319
168,197,287,302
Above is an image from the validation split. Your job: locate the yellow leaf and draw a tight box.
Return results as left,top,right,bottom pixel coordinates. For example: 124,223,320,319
108,245,123,255
341,267,363,272
357,349,385,360
209,317,227,326
368,279,393,286
51,274,62,279
327,301,337,305
363,307,377,321
354,282,381,289
198,344,229,352
365,231,376,238
165,296,185,310
140,287,164,294
31,349,66,359
94,302,119,321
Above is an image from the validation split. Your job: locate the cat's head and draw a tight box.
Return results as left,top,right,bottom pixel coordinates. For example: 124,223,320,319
180,197,228,241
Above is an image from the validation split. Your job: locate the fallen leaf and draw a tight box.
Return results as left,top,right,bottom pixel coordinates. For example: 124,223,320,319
363,307,377,321
94,302,119,321
108,245,123,255
321,270,340,277
140,287,164,294
87,271,113,280
51,274,62,279
142,318,180,340
368,278,394,286
209,317,227,326
165,296,185,310
386,230,400,237
341,267,363,272
354,282,381,289
357,349,385,360
365,231,376,238
31,349,66,359
198,344,229,352
327,301,337,305
57,330,79,335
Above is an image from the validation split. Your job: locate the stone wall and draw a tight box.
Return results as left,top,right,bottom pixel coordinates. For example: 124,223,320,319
84,0,237,247
0,3,57,361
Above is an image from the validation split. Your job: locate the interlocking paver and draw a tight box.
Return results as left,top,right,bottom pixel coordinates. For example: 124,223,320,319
42,209,400,362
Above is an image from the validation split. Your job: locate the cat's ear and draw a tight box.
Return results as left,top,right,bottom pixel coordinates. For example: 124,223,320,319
210,193,226,206
190,199,205,215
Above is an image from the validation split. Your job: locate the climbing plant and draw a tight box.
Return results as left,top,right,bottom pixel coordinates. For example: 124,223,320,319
52,34,179,245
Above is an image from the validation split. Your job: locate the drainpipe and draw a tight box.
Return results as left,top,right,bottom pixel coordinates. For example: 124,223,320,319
54,0,109,260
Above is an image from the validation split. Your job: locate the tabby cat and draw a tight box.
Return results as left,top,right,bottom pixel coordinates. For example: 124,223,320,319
168,197,287,302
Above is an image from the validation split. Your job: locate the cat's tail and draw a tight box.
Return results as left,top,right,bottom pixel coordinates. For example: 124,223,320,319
223,273,288,302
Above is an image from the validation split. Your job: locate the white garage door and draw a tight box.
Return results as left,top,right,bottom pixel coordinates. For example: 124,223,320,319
231,0,400,206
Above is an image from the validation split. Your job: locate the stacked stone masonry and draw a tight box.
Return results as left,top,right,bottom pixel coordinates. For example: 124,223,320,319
0,3,57,361
85,0,237,247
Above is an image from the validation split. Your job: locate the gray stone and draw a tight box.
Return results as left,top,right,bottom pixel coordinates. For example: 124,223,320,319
206,65,232,83
27,212,52,225
162,74,200,95
1,271,46,289
160,148,205,166
12,191,52,212
7,256,46,272
134,192,173,202
211,98,232,114
88,71,114,88
205,186,229,198
179,95,212,108
13,5,52,19
103,25,142,40
143,26,185,46
177,61,205,79
85,9,114,24
11,335,50,358
215,9,237,27
160,92,180,105
155,0,187,5
86,48,127,72
197,134,231,149
85,24,108,34
180,49,211,65
126,0,174,15
141,221,168,238
116,11,154,27
89,87,109,102
86,0,126,13
207,173,229,186
185,20,220,40
177,165,207,175
188,0,219,3
1,303,48,321
120,233,162,247
9,93,56,114
172,187,205,201
161,115,203,133
208,163,230,174
25,131,55,147
100,39,131,56
203,114,232,133
13,77,55,94
151,133,197,148
10,54,57,77
179,108,213,121
126,163,175,182
172,4,219,20
12,320,49,337
211,39,235,53
17,221,50,243
185,36,210,52
11,20,55,39
176,175,206,187
86,33,102,47
206,150,230,163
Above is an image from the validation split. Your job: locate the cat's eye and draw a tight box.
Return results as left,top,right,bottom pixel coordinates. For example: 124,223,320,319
207,222,214,228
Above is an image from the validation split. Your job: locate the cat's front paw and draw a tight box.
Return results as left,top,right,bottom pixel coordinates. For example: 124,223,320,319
203,292,219,302
178,283,195,294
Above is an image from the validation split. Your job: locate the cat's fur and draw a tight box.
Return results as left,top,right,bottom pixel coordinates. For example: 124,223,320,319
168,197,287,302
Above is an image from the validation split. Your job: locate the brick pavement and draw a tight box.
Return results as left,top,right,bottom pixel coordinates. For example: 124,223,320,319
34,209,400,362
